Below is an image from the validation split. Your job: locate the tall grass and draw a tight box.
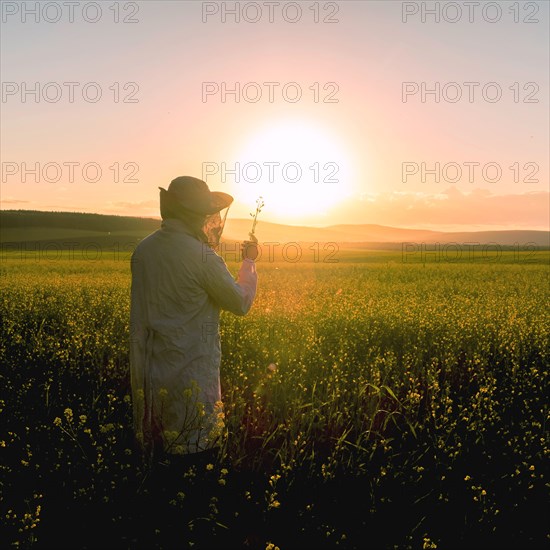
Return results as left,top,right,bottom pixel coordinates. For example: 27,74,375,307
0,253,548,549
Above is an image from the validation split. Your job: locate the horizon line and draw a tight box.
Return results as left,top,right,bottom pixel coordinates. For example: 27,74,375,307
1,208,549,234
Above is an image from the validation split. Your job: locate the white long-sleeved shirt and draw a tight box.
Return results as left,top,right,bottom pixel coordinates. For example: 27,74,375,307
129,218,257,455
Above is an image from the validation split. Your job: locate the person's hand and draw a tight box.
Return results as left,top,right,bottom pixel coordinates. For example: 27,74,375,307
241,236,259,261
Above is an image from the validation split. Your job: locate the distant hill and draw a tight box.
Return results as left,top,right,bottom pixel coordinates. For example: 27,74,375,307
223,218,441,243
224,219,549,246
0,209,160,233
1,209,549,249
0,210,160,249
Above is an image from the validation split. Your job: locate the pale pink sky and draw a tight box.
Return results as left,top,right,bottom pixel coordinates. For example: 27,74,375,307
1,1,548,230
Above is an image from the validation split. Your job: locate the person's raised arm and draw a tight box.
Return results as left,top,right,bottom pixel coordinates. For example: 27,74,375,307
200,242,258,316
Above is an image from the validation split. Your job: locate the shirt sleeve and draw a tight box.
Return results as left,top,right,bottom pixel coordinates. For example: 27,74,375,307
201,252,257,316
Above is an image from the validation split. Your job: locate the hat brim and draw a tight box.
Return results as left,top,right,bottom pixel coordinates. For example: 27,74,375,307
159,187,233,215
209,192,234,214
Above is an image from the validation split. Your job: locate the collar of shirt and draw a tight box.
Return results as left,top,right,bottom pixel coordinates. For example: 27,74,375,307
161,218,196,237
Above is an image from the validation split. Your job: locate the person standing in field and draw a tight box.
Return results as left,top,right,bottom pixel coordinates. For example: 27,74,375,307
129,176,258,461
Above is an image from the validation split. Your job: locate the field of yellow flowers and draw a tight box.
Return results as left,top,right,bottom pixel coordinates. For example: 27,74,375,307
1,251,548,549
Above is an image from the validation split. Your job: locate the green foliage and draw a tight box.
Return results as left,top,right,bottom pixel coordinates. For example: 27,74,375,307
0,254,548,549
1,209,160,233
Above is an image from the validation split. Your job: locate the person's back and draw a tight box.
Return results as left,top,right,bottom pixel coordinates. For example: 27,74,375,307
129,177,257,459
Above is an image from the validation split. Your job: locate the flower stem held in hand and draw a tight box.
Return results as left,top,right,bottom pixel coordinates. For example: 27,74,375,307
243,197,263,261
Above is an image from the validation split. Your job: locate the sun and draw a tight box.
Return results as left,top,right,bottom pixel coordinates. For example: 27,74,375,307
233,119,354,222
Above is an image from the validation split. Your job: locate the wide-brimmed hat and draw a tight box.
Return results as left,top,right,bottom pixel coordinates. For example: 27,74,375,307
159,176,233,215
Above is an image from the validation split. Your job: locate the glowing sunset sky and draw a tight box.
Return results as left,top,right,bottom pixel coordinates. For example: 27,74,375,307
1,1,548,230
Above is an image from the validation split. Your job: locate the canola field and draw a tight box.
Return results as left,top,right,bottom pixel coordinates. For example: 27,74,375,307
1,251,548,549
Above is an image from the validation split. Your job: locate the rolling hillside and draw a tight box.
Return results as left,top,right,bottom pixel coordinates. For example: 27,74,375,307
1,209,548,249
